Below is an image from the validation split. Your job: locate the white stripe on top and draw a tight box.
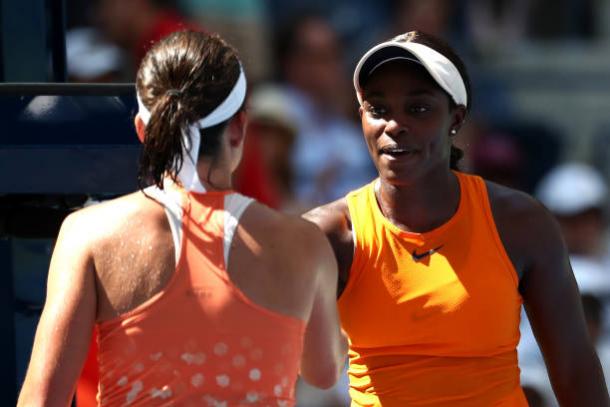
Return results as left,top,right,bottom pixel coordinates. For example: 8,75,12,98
144,185,184,263
145,186,253,267
223,193,254,268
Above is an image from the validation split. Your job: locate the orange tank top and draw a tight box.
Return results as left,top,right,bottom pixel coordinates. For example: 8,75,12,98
340,172,527,406
96,188,305,406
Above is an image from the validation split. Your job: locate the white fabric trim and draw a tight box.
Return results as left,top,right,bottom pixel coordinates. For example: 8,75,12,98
196,70,247,128
144,184,184,263
136,92,151,124
223,193,254,268
136,67,247,193
354,40,467,107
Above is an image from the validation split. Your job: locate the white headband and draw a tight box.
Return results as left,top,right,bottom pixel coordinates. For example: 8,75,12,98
137,67,247,193
353,40,468,108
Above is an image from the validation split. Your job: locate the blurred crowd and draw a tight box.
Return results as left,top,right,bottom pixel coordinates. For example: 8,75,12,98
64,0,610,405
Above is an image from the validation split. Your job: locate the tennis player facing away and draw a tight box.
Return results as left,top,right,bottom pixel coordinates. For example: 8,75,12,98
305,31,609,406
18,31,346,406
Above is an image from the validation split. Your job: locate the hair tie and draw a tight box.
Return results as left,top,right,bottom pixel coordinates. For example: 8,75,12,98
166,89,183,98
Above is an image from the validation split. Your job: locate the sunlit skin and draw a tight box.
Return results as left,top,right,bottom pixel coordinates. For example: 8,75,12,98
359,60,466,232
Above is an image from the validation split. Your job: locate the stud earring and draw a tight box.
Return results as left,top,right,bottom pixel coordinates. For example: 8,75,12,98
450,129,457,135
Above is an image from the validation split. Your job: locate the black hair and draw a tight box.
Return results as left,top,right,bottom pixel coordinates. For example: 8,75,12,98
394,31,472,170
135,31,242,189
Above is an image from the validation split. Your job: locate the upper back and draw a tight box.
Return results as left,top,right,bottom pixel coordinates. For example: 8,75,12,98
85,187,326,405
88,188,321,322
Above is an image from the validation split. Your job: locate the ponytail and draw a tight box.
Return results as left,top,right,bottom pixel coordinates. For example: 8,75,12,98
449,144,463,171
138,93,190,189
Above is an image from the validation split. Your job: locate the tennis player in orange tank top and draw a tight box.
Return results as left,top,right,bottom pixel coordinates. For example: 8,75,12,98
306,31,608,406
18,31,347,406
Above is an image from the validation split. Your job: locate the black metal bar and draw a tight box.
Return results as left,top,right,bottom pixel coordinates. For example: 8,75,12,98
0,1,5,82
0,239,17,405
48,0,67,82
0,82,134,95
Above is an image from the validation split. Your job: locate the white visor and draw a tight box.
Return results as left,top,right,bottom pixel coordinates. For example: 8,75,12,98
353,38,467,108
137,66,247,193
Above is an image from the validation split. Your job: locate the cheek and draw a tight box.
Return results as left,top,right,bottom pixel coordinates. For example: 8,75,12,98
361,115,384,139
362,121,384,155
423,121,452,151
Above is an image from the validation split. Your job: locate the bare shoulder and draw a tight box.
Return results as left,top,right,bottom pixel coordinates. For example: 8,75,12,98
303,198,351,236
59,191,171,273
486,180,556,230
243,201,333,257
485,180,565,273
67,191,166,238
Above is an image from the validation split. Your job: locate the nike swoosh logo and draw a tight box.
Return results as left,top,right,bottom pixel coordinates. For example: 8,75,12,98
411,245,443,262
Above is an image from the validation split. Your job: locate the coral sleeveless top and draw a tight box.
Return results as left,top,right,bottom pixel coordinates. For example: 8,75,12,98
96,187,305,406
340,172,527,406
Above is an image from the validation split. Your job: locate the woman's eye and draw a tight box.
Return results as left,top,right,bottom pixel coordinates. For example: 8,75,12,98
409,105,430,114
367,105,386,118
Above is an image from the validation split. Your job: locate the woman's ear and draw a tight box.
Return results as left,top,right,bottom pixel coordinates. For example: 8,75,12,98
229,110,247,147
134,114,146,143
450,105,467,135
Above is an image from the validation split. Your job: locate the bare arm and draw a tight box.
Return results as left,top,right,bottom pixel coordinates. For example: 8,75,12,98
490,182,610,406
521,204,608,406
18,212,97,407
298,221,348,389
303,198,353,297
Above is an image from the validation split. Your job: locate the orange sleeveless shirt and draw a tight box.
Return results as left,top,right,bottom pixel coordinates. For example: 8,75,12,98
96,190,305,406
340,172,527,406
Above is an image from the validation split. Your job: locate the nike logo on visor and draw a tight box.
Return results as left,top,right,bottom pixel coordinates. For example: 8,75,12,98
412,245,443,262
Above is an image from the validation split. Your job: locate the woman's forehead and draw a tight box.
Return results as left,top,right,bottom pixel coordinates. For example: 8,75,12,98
362,60,444,98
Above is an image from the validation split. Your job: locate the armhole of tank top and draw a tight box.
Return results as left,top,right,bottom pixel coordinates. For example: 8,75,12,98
223,193,254,269
339,190,366,303
475,177,523,287
143,185,183,264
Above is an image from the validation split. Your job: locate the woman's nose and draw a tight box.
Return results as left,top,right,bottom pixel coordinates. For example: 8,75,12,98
384,118,408,138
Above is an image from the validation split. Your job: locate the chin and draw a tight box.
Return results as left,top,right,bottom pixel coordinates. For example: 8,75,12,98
380,170,419,187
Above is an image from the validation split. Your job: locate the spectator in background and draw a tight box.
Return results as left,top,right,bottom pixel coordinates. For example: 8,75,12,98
464,0,530,56
274,13,374,207
391,0,455,38
177,0,272,83
66,28,123,83
471,131,524,190
95,0,201,68
470,121,564,194
235,86,305,213
527,0,597,40
536,162,610,292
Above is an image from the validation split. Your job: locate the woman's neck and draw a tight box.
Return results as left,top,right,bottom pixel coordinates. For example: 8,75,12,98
376,169,460,233
165,159,233,192
195,159,233,191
